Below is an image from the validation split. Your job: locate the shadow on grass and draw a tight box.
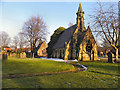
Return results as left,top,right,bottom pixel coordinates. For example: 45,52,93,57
2,77,44,88
89,71,119,77
79,61,119,73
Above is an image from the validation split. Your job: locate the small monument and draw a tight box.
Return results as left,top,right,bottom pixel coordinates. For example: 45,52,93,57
20,52,26,58
107,52,112,63
2,53,8,61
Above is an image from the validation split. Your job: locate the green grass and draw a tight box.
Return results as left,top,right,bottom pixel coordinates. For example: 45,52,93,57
79,61,119,76
2,57,120,88
2,57,74,76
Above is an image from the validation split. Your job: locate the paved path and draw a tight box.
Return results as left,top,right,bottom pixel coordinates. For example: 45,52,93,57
98,57,120,62
99,57,120,60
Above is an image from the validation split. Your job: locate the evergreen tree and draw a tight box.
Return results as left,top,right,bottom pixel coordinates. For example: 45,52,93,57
47,27,66,57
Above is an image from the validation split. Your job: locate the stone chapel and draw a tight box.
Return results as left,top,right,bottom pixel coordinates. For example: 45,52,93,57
49,3,98,61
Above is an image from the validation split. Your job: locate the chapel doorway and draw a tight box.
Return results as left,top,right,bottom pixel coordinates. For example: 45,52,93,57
86,40,93,60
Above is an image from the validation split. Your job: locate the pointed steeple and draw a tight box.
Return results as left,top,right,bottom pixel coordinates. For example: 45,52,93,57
78,3,83,13
76,3,85,31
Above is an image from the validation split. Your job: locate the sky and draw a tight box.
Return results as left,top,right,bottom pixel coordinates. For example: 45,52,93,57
0,1,119,43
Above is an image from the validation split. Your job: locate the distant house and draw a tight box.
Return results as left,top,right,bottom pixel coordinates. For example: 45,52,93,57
35,41,48,57
2,46,11,52
14,41,48,57
97,47,106,57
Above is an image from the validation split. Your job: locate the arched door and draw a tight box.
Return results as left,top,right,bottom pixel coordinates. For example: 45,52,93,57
86,40,93,60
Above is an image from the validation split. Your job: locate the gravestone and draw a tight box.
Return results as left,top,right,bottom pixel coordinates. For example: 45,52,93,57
2,53,7,61
10,53,16,57
107,52,112,63
20,52,26,58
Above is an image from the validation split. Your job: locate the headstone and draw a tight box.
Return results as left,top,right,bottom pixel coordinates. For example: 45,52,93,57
26,52,31,58
2,53,7,61
20,52,26,58
107,52,112,63
10,53,16,57
16,53,20,58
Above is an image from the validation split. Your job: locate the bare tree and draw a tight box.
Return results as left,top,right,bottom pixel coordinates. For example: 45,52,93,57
101,38,110,47
13,36,19,53
101,37,111,54
90,2,119,61
0,31,11,47
68,22,73,27
22,16,48,58
18,32,28,53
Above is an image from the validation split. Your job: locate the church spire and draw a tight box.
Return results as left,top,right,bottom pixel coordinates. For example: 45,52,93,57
78,3,83,13
76,3,85,31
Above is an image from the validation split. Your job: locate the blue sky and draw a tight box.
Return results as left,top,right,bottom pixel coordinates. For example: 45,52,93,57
0,2,118,43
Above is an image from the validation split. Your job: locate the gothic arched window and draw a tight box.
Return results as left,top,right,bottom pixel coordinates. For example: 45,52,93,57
86,40,92,53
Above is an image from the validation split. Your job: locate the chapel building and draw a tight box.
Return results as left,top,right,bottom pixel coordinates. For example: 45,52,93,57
50,3,98,61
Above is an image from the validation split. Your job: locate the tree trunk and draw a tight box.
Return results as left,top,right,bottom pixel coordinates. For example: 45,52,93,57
32,53,34,58
15,47,17,53
116,48,118,61
30,43,33,58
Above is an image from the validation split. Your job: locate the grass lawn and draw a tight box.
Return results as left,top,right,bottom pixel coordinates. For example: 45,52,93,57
2,57,74,76
2,57,120,88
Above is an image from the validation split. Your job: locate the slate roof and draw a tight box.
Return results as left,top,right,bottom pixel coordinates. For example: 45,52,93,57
52,24,77,49
35,42,44,52
52,25,95,50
